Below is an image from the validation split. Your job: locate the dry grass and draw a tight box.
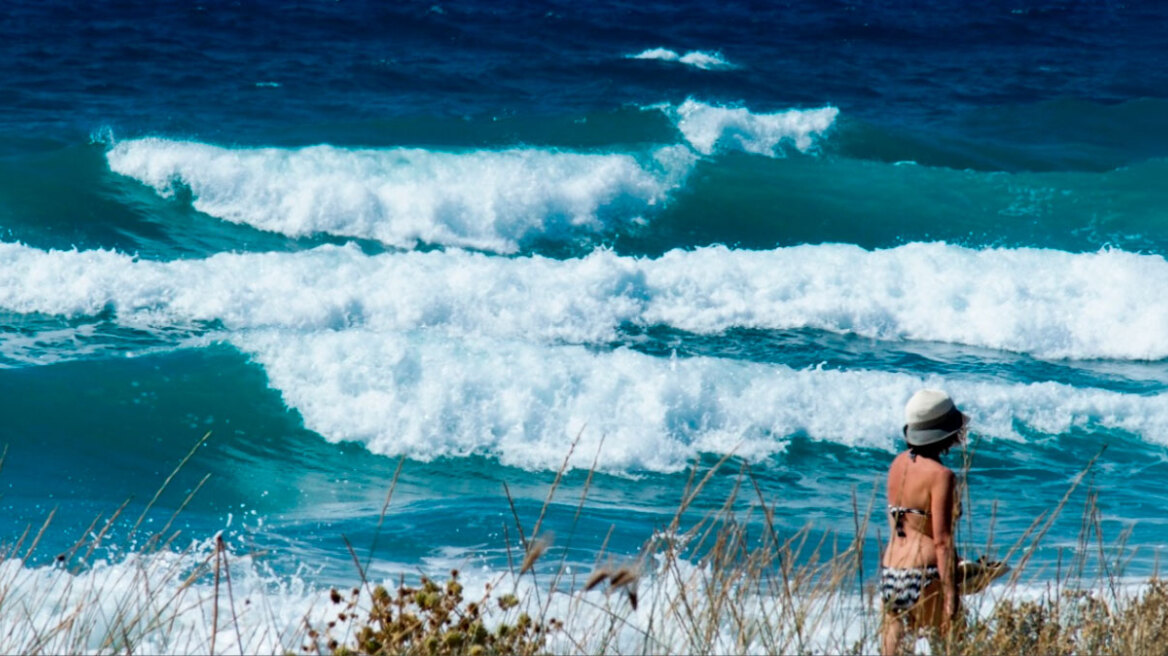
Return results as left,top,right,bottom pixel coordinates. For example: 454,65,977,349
0,434,1164,655
0,433,318,655
306,572,558,656
953,580,1168,656
312,440,1164,656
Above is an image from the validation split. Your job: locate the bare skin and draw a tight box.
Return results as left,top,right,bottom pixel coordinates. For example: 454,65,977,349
880,445,961,655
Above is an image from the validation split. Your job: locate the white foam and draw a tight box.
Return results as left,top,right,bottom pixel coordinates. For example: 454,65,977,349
630,47,681,61
0,543,879,655
679,51,732,70
0,532,1148,656
106,139,694,253
235,329,1168,473
0,543,329,655
0,243,643,343
6,241,1168,361
386,565,1164,655
628,48,734,70
667,99,839,156
9,237,1168,471
104,103,837,249
638,242,1168,361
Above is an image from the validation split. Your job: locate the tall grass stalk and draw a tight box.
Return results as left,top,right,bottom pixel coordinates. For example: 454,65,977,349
0,435,1164,655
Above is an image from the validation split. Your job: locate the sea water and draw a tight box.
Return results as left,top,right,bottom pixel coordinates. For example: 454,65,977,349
3,0,1168,652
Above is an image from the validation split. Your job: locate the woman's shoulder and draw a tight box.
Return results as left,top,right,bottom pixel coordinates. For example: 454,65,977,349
890,451,956,479
918,456,955,476
921,459,957,488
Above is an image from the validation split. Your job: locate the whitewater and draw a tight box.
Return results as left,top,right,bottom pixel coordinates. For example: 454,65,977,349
4,1,1168,652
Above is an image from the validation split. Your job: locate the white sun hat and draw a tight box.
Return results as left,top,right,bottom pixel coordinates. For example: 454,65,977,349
903,389,968,446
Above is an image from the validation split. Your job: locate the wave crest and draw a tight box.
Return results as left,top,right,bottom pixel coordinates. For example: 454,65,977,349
107,139,694,253
239,330,1168,472
4,241,1167,361
668,99,839,156
628,48,734,70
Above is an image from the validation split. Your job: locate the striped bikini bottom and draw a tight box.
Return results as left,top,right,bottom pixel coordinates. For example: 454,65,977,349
881,566,939,612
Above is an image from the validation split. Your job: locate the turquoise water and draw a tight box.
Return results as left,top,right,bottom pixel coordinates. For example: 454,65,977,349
3,1,1168,629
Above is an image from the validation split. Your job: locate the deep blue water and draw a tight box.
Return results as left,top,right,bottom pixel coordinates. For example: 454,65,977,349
3,0,1168,612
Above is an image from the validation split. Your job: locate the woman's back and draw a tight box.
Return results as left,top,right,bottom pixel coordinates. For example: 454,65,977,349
883,451,953,568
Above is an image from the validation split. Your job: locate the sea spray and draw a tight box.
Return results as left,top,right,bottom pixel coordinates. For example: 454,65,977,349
668,99,839,156
4,241,1168,360
239,329,1168,472
106,139,695,253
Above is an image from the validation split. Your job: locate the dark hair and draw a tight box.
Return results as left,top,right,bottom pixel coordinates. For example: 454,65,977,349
907,431,962,461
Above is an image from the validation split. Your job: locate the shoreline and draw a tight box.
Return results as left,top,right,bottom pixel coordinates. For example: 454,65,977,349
0,452,1158,655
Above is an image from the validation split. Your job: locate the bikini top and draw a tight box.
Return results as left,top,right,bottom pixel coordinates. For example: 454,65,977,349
888,505,930,538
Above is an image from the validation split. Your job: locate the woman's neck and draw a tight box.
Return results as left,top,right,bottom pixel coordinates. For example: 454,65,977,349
908,450,943,463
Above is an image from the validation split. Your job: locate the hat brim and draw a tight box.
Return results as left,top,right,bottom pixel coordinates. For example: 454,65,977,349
905,412,968,447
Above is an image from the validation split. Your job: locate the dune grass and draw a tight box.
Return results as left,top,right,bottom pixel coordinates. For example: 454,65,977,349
0,435,1163,655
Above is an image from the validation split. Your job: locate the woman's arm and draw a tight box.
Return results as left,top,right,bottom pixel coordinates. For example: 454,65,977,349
931,469,959,629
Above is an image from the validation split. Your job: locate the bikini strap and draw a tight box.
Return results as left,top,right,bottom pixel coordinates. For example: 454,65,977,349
888,505,929,538
892,451,912,538
890,506,908,538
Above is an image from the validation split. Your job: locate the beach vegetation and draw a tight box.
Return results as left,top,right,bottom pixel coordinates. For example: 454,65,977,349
0,436,1163,654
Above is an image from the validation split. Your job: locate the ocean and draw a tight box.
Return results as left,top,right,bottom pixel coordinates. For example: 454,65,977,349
3,0,1168,651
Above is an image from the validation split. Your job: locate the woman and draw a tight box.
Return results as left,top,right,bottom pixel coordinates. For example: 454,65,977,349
880,389,967,655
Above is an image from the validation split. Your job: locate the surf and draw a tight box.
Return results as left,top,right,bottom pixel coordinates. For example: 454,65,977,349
5,241,1168,361
105,139,696,253
234,328,1168,473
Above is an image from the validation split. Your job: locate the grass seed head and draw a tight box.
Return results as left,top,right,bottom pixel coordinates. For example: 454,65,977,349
609,567,638,589
584,569,609,591
520,537,550,575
